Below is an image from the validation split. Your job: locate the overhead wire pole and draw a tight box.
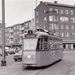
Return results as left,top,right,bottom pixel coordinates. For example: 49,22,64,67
1,0,6,66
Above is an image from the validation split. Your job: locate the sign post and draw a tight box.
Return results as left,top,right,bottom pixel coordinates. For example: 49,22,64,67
1,0,6,66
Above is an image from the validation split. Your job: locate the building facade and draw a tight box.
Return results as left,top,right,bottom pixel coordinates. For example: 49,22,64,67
35,1,75,50
5,19,34,50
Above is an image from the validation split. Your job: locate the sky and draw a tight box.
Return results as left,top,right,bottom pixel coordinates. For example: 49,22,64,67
0,0,75,27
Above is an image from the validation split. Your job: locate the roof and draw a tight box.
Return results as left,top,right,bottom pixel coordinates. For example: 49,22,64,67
35,1,75,9
44,2,75,8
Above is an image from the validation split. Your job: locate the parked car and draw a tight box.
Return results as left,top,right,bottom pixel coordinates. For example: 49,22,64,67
9,48,15,54
13,50,22,61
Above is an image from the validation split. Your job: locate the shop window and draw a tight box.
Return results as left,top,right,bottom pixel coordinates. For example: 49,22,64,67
63,44,66,49
73,44,75,49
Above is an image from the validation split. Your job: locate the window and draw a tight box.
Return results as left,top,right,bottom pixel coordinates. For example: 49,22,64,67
44,9,46,13
71,44,73,49
37,38,44,50
65,33,69,37
70,10,73,15
70,17,75,23
56,25,58,29
49,15,53,21
17,32,19,35
65,10,68,14
61,33,64,37
65,25,69,29
36,18,38,23
29,22,31,27
61,25,64,29
37,26,39,29
71,33,74,37
55,9,58,13
60,9,63,14
53,24,58,30
49,8,52,11
17,25,19,29
24,39,37,50
49,23,54,29
60,16,69,22
37,38,49,50
14,32,16,36
63,44,66,49
71,25,74,30
44,25,46,29
55,32,59,36
26,23,28,27
14,26,16,30
44,17,46,21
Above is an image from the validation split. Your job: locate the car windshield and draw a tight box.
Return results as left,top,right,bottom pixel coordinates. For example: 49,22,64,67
23,38,37,50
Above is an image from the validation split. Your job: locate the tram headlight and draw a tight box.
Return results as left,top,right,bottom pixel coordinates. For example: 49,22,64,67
27,55,31,59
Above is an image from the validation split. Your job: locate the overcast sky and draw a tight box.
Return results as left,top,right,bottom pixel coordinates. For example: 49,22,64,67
0,0,75,27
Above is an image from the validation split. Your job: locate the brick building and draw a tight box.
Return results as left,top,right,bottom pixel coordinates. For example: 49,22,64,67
35,1,75,50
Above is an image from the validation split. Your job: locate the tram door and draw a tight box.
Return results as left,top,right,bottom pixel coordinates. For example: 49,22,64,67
22,38,37,64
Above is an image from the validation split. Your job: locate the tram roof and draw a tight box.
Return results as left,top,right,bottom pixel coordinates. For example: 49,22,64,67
35,31,61,39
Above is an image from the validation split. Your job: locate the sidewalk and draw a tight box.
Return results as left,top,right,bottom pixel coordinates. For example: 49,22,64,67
0,62,22,75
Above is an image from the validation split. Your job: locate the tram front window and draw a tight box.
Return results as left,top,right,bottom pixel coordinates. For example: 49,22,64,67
24,39,37,50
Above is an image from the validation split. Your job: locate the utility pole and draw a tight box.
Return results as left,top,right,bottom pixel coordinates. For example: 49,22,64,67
1,0,6,66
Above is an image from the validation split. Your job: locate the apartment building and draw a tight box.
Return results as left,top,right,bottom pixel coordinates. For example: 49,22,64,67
35,1,75,50
5,20,34,49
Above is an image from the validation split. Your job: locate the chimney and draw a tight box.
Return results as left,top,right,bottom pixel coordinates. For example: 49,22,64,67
54,1,57,3
40,1,43,4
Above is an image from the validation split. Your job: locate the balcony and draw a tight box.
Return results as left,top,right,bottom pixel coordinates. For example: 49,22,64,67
10,30,13,32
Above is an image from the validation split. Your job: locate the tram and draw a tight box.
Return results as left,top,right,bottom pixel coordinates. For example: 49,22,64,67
22,29,63,67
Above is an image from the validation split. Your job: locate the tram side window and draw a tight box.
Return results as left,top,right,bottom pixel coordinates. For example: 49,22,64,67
44,38,49,50
37,38,44,50
37,38,49,50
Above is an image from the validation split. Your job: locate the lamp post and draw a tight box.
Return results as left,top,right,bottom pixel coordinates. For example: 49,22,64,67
1,0,6,66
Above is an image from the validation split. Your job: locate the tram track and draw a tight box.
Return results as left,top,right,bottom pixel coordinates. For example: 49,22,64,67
65,65,75,75
10,65,48,75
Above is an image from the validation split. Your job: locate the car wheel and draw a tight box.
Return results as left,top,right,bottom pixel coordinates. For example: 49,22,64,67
14,59,17,61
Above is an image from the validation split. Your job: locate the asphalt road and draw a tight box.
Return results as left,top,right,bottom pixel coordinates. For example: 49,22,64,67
0,51,75,75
